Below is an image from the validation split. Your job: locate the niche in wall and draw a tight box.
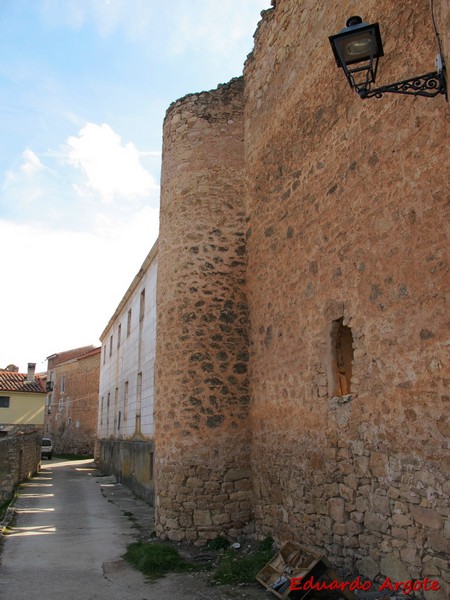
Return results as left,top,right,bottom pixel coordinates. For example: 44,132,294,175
330,317,354,397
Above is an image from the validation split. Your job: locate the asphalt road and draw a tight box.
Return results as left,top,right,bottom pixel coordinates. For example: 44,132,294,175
0,459,263,600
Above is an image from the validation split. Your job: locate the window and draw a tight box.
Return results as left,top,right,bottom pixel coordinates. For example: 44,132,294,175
118,410,122,431
114,387,119,431
109,335,113,357
106,392,110,431
124,381,129,421
136,372,142,431
127,309,132,336
61,375,65,393
103,345,106,364
117,324,121,348
331,318,354,396
0,396,10,408
139,289,146,322
136,372,142,416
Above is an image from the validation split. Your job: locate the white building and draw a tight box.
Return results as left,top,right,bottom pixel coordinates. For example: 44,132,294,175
96,241,157,504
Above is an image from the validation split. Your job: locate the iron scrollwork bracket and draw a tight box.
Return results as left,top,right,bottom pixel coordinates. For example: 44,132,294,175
357,71,447,99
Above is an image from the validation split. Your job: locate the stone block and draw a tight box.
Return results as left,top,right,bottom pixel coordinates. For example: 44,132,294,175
193,509,212,526
380,553,410,581
223,468,251,482
424,581,448,600
339,484,355,502
411,505,444,529
356,496,369,513
354,456,369,476
427,530,450,554
356,556,379,580
167,529,186,542
369,453,389,477
186,476,204,488
400,546,421,565
371,494,391,516
328,497,345,523
364,511,389,534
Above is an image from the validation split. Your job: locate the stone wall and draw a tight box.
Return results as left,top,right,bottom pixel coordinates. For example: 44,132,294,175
154,0,449,593
154,78,252,543
244,0,449,596
0,431,41,503
97,439,155,505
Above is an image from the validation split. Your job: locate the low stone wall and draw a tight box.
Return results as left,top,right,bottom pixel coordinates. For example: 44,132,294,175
0,431,41,504
96,439,155,506
52,425,95,456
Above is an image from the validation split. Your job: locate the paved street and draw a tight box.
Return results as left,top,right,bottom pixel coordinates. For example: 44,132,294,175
0,459,151,600
0,459,263,600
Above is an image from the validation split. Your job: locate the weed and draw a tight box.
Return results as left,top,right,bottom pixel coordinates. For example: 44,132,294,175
0,499,11,522
207,535,230,551
124,542,198,580
212,537,274,585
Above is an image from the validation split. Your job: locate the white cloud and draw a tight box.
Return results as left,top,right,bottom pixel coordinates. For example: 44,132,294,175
65,123,158,203
21,149,46,175
0,209,159,373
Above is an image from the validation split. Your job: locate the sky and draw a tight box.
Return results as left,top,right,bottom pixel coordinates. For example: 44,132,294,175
0,0,270,374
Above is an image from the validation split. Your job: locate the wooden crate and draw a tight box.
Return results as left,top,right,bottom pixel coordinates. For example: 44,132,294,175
256,542,356,600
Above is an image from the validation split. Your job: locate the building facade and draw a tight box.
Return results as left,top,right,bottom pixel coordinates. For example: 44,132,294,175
0,363,45,436
153,0,449,595
46,346,100,455
96,242,157,504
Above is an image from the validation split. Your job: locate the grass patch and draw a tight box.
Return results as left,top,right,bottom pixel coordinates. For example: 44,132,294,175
207,535,230,550
124,542,197,580
0,498,11,522
212,537,274,585
0,486,20,522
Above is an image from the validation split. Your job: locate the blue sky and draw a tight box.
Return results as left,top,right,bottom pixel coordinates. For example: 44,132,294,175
0,0,270,373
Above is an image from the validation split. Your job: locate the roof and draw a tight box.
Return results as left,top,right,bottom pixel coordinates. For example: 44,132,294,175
77,347,101,360
46,345,97,366
0,371,45,394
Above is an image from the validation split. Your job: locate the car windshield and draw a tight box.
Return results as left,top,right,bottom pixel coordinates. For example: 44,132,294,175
42,440,52,446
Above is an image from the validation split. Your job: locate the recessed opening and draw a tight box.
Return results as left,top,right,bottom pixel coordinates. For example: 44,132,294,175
331,318,354,396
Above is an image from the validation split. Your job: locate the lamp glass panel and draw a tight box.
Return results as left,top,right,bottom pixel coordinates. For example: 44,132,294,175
346,37,372,56
335,31,379,65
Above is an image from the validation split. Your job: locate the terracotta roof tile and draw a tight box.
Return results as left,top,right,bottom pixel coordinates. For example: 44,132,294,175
0,371,46,394
46,345,97,366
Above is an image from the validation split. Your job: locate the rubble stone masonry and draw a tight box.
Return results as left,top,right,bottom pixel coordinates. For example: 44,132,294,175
0,432,41,503
244,0,449,596
155,78,252,542
154,0,449,594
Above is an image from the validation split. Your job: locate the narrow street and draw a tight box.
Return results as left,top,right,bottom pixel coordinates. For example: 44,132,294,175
0,459,262,600
0,459,150,600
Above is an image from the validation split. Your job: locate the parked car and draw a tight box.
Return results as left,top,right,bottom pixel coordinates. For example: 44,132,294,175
41,437,53,460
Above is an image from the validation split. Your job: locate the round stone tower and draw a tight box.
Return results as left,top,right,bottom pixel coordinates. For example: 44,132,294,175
154,78,252,543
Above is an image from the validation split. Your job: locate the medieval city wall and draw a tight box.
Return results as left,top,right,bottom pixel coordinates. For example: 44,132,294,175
155,79,252,542
244,0,449,595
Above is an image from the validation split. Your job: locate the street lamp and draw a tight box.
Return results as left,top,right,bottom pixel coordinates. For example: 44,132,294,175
329,16,447,99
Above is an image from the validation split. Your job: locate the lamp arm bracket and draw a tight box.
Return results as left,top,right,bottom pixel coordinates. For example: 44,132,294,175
358,70,447,99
